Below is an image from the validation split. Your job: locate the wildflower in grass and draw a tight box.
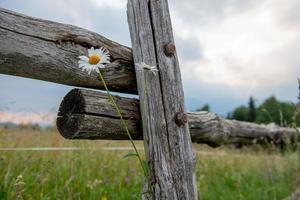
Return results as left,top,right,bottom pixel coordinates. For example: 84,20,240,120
78,48,152,194
135,62,159,75
14,175,25,186
78,47,110,75
14,175,25,200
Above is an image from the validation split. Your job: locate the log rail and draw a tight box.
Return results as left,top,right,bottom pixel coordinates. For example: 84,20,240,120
57,89,300,147
0,8,137,94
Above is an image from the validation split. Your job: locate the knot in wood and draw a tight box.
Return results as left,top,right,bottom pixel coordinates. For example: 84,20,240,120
164,43,176,57
175,111,188,126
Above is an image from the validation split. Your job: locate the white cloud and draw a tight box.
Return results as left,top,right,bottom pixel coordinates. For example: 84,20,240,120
89,0,126,9
172,0,300,99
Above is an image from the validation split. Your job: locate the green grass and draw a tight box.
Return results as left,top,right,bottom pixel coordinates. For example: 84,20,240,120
0,128,299,199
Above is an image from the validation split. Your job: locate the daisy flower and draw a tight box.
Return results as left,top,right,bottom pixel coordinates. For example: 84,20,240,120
135,62,159,75
78,47,110,75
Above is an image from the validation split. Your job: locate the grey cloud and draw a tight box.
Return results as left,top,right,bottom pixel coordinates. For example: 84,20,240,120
272,0,300,29
175,36,203,61
171,0,260,25
86,4,131,46
221,56,245,73
1,0,131,46
57,0,130,46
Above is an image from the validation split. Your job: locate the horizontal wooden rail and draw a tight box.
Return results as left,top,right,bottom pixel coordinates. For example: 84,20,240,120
0,8,137,94
57,88,300,147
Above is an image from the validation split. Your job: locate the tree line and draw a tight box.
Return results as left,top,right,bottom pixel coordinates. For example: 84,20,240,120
228,96,300,127
196,95,300,127
197,79,300,127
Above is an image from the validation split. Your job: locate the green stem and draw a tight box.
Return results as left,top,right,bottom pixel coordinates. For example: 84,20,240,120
98,72,148,178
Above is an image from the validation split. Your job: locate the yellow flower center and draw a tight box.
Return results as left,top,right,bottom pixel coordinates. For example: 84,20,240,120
88,54,101,65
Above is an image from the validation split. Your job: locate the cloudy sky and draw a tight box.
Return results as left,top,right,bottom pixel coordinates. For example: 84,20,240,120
0,0,299,124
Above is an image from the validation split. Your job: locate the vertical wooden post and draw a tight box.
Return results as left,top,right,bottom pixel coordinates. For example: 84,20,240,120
127,0,198,199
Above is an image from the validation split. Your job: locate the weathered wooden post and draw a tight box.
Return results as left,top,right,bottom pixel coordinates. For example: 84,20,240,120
127,0,197,199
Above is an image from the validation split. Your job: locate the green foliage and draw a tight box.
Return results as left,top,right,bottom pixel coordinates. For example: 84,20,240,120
0,130,299,200
256,96,300,127
98,72,148,184
228,106,249,121
298,78,300,102
196,104,210,112
228,96,300,127
197,152,299,200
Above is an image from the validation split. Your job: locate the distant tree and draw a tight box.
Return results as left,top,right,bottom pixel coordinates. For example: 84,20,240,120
228,95,300,127
228,106,249,121
298,78,300,105
196,104,210,112
18,123,41,130
247,96,256,122
255,96,300,127
30,123,42,131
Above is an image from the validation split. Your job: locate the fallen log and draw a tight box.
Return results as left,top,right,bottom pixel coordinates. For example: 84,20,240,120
0,8,137,94
57,88,300,147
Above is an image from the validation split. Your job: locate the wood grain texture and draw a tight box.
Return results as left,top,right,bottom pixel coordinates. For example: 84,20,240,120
149,1,197,199
0,8,137,94
57,88,300,147
127,0,174,199
188,112,300,147
128,0,197,198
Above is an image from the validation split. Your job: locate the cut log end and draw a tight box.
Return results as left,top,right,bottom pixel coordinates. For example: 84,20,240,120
56,89,86,139
56,88,142,140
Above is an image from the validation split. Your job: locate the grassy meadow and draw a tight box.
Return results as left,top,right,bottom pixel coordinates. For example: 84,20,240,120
0,128,299,200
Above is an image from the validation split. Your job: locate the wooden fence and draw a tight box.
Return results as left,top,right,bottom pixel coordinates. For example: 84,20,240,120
1,4,300,200
57,88,300,147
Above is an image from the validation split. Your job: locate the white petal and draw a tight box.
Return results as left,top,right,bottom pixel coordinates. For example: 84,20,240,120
84,65,90,69
95,49,103,56
100,58,109,64
88,47,96,56
104,54,110,60
95,67,100,73
78,61,88,65
87,68,92,75
79,62,86,65
97,64,105,69
81,66,88,71
79,56,89,62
